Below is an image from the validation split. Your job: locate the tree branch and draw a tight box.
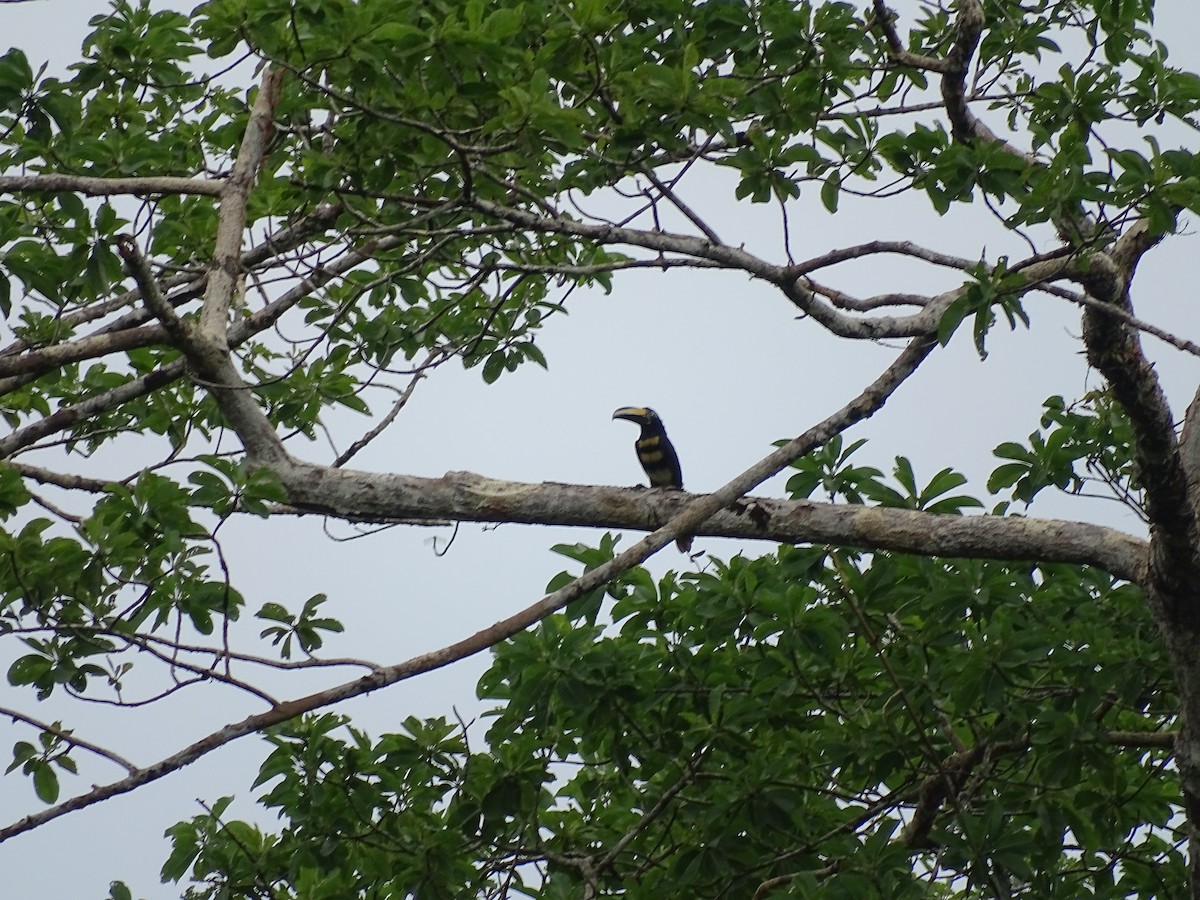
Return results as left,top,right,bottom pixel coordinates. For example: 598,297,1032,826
873,0,1038,166
596,746,710,872
199,66,285,345
1079,251,1200,619
0,322,172,381
870,0,960,74
472,197,1093,341
0,363,184,459
0,202,344,366
0,173,223,197
1180,384,1200,523
112,233,287,468
7,461,113,493
937,0,990,146
471,196,783,281
266,472,1146,584
0,706,137,774
115,236,192,346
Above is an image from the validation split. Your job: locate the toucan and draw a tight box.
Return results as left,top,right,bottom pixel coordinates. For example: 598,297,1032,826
612,406,693,553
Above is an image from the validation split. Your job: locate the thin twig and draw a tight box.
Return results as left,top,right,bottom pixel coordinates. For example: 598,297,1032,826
0,706,137,774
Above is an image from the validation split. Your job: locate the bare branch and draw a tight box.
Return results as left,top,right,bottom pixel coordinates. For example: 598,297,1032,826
793,240,983,275
471,196,783,281
7,462,112,493
1068,288,1200,359
120,634,280,708
199,66,285,344
470,198,1099,342
637,165,723,245
115,235,192,346
1104,730,1175,749
332,351,444,468
0,173,222,197
218,468,1151,583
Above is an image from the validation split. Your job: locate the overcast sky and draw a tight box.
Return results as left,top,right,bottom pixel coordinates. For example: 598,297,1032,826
2,1,1199,897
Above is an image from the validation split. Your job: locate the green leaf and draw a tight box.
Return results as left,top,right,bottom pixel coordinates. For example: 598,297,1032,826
6,740,36,775
0,48,33,99
32,760,59,803
161,821,201,883
8,654,50,687
481,352,505,384
820,170,841,212
256,602,293,624
937,294,972,346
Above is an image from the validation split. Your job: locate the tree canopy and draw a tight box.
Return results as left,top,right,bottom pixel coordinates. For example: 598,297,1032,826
1,0,1200,897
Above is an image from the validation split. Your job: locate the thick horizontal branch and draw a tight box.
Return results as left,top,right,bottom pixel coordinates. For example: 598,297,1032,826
275,468,1148,585
8,461,112,493
0,321,169,381
0,173,222,197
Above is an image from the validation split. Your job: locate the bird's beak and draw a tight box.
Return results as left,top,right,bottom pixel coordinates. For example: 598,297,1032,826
612,406,648,422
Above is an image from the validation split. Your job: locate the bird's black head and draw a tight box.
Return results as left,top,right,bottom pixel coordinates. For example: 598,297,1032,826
612,406,662,427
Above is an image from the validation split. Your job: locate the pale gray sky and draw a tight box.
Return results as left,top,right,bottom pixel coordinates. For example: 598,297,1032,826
1,1,1198,897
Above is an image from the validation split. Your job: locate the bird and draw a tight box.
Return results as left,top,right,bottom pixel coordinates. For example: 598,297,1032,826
612,406,693,553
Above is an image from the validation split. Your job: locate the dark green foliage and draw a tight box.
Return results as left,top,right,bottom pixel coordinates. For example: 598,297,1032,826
170,537,1179,898
990,392,1141,511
